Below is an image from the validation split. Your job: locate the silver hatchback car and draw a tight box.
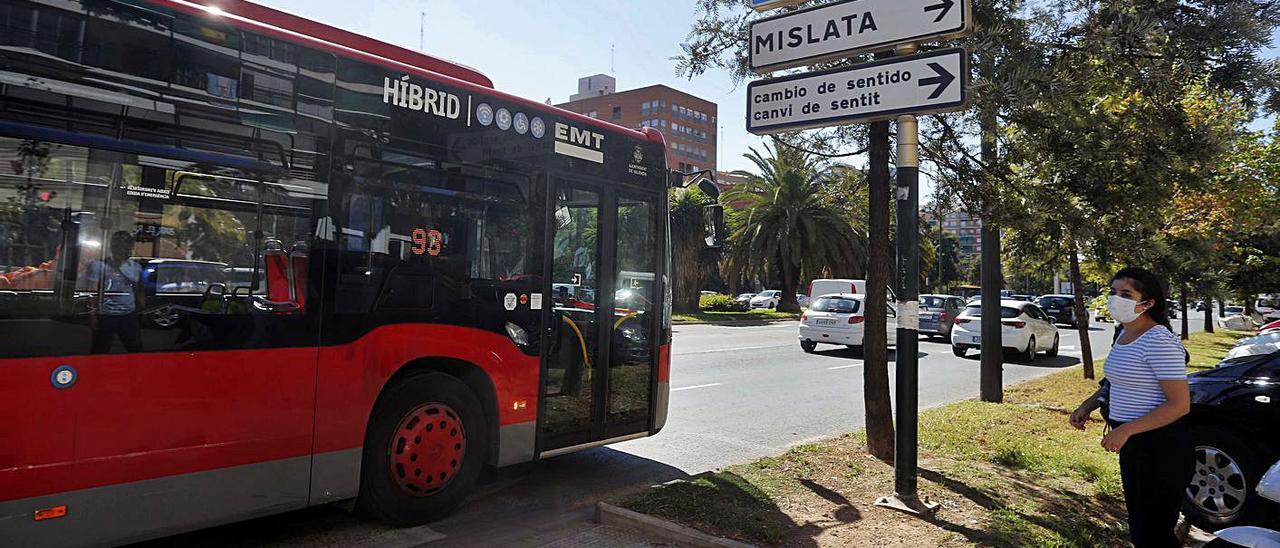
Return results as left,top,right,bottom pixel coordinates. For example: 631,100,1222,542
920,294,964,339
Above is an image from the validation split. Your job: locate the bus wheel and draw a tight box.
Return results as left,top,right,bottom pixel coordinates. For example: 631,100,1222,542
356,373,487,526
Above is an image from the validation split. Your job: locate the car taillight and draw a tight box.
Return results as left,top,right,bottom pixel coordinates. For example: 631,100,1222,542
848,316,865,324
801,313,808,323
955,318,971,324
940,312,949,322
1003,320,1026,329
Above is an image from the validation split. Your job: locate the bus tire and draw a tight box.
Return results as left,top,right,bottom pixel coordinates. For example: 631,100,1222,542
356,372,488,526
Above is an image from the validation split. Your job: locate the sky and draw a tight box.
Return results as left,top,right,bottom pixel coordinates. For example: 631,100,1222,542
254,1,1280,196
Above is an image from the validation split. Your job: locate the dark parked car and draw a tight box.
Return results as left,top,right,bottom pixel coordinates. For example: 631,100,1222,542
1182,350,1280,530
138,259,232,328
1037,294,1079,327
919,294,964,340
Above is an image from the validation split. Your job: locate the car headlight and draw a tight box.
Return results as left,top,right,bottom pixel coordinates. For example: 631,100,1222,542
505,322,530,346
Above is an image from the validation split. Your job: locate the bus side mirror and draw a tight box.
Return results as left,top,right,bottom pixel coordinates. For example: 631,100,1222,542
704,204,724,249
696,179,721,201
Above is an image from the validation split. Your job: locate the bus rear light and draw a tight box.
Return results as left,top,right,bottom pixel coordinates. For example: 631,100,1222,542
658,344,671,382
848,316,865,325
34,505,66,521
511,400,527,411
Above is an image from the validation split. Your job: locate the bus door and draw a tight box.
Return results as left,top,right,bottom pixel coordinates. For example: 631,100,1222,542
539,179,659,452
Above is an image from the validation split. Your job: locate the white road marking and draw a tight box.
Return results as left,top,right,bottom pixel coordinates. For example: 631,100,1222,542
672,383,723,392
674,344,791,356
827,364,862,370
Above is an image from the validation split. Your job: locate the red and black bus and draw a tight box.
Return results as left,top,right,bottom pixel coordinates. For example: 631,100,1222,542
0,1,672,544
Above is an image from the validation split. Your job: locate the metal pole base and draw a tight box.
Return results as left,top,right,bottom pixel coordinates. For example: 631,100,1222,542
874,493,941,518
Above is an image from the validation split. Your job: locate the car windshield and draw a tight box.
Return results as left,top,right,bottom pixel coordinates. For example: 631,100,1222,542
760,291,779,297
1259,298,1279,308
921,296,946,308
811,297,860,314
963,306,1022,319
1226,306,1245,314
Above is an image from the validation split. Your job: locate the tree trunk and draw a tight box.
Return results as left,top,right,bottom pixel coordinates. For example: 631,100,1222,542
1203,288,1215,334
671,236,704,314
863,119,895,462
977,50,1003,402
777,257,801,313
1068,239,1095,379
1180,283,1190,341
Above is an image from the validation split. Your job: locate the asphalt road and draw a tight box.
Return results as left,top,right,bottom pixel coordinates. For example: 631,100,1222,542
145,313,1207,547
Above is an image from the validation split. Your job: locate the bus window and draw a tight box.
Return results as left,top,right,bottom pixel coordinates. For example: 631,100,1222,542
333,156,540,319
0,136,321,358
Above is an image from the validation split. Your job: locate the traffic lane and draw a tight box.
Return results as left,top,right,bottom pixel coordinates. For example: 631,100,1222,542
616,329,1100,474
626,315,1206,474
671,321,798,355
662,320,1111,395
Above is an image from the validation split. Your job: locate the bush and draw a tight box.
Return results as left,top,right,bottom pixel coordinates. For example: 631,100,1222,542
1088,295,1111,322
700,294,741,312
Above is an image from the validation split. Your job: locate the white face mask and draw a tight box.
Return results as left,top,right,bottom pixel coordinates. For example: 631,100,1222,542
1108,295,1146,324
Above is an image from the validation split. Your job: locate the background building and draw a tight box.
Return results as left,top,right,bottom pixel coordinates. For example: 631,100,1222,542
936,210,983,256
558,74,718,174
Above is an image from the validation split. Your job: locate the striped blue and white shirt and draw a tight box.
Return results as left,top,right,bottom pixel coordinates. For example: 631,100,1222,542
1104,326,1188,422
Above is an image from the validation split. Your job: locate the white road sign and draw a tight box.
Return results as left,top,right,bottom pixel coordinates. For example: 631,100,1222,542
747,48,967,135
749,0,971,73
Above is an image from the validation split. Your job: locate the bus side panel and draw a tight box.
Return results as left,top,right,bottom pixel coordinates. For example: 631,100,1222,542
309,324,540,500
0,348,316,501
0,348,317,546
0,455,310,548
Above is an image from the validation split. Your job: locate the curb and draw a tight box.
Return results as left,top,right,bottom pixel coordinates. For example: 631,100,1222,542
673,318,799,326
595,502,756,548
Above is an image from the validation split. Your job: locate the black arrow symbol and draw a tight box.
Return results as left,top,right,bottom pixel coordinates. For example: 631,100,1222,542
924,0,955,23
918,62,956,100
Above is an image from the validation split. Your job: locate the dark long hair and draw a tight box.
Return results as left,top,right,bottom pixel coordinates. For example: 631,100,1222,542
1111,267,1172,331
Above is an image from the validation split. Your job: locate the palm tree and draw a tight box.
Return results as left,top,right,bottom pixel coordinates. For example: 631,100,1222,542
723,138,866,313
669,186,715,314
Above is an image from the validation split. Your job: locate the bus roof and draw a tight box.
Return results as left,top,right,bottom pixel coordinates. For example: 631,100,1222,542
152,0,662,146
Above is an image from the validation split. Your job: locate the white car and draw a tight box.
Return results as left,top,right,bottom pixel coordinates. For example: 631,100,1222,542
1226,341,1280,360
750,290,782,309
798,294,898,353
1257,295,1280,322
950,300,1060,360
808,279,897,303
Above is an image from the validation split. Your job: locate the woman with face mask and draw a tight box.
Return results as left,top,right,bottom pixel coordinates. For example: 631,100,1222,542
1068,267,1192,547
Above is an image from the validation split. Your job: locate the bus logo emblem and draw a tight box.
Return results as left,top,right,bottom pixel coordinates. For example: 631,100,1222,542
553,122,605,164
